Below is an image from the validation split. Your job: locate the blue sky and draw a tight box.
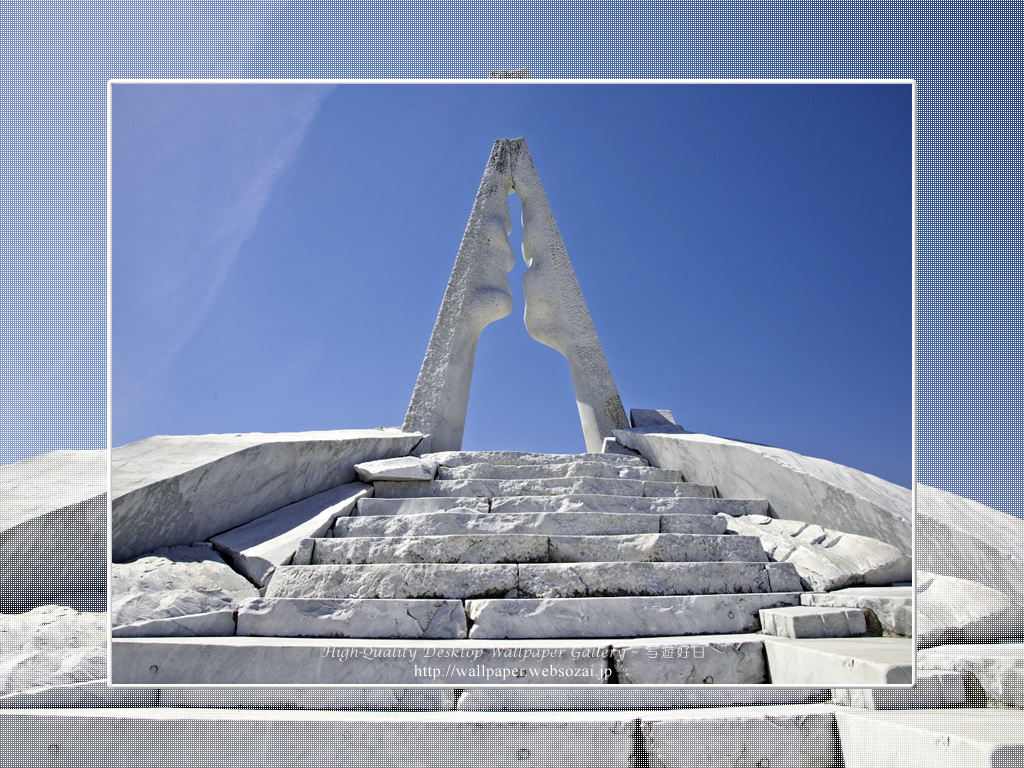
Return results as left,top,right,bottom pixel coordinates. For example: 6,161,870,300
111,82,912,487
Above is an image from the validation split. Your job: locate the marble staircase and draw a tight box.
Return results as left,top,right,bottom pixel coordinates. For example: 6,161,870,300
111,449,911,688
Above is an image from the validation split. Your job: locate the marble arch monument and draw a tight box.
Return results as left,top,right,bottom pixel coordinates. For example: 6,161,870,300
402,137,630,453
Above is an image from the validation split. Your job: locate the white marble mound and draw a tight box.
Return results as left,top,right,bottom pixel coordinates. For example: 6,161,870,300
211,481,371,586
110,544,258,629
0,450,107,612
616,428,912,554
917,484,1024,606
725,514,911,592
0,605,107,697
917,571,1024,648
111,428,421,561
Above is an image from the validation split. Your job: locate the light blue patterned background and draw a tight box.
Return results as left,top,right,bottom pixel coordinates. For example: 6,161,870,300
2,2,1015,517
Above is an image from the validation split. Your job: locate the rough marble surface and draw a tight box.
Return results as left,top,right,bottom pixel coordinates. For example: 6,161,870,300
157,686,456,711
835,709,1024,768
800,587,912,636
1,708,640,766
490,493,764,517
355,496,489,516
0,605,106,696
401,139,517,452
373,476,648,499
111,609,236,638
354,456,437,482
917,483,1024,606
645,705,842,768
456,686,829,711
917,571,1024,648
264,563,520,600
467,593,801,639
616,428,912,554
629,409,676,428
110,544,258,628
111,429,421,561
614,635,766,685
424,450,647,468
210,481,370,586
760,606,867,639
726,514,911,592
831,670,971,710
312,533,551,565
436,461,681,482
764,637,913,685
333,510,663,538
0,450,106,612
918,643,1024,707
236,597,468,639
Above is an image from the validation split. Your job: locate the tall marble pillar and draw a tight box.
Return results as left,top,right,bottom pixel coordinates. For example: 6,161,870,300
509,137,630,452
402,140,516,452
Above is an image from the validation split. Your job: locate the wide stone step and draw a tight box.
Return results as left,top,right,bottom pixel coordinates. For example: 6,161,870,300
759,605,867,639
305,533,768,565
917,642,1024,707
110,634,773,686
800,586,913,636
456,686,831,712
263,561,799,600
372,477,717,499
490,494,768,517
235,597,468,639
835,709,1024,768
354,496,489,516
436,461,682,482
466,592,803,639
423,449,649,468
331,510,728,538
3,705,845,768
764,636,914,685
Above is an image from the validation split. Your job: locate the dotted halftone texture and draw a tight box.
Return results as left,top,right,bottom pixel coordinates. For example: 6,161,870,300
2,0,1023,764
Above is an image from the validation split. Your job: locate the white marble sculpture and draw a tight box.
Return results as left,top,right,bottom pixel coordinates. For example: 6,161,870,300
510,137,630,451
404,137,628,453
402,140,517,452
